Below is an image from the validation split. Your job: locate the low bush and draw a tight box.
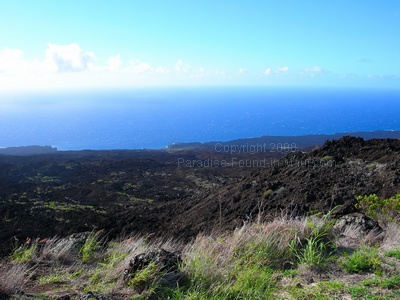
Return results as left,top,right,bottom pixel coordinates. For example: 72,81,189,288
356,193,400,223
342,246,381,273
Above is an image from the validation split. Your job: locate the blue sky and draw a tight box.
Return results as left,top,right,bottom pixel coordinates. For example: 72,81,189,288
1,1,399,91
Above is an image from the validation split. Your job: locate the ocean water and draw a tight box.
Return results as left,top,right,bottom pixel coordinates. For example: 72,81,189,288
0,87,399,150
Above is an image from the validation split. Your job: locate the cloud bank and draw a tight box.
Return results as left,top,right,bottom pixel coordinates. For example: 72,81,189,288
1,44,397,91
0,44,173,90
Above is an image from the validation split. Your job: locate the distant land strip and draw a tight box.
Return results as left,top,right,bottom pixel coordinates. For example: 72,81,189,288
167,130,400,151
1,130,400,156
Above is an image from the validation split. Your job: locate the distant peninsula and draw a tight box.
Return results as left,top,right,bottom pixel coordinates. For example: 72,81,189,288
1,130,399,156
0,145,57,156
167,130,400,151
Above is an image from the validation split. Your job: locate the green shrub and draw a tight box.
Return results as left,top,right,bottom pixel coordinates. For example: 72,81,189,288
356,193,400,222
342,246,381,273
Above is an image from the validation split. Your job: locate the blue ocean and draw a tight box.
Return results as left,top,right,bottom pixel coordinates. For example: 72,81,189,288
0,87,399,150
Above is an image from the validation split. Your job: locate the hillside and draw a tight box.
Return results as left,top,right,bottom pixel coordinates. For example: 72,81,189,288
173,137,400,236
1,136,400,254
1,136,400,298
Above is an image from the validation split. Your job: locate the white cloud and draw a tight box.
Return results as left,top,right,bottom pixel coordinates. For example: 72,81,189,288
0,44,95,75
126,60,152,74
107,54,121,71
154,67,169,74
277,66,289,73
103,56,169,75
304,66,323,73
0,48,24,72
239,68,247,74
0,44,176,91
175,59,183,72
190,67,207,78
264,68,272,75
264,66,290,75
45,43,94,72
175,59,190,73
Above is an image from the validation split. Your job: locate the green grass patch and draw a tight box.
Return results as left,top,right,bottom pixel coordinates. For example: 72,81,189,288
382,275,400,289
11,242,38,263
290,214,337,268
320,155,333,161
44,201,95,212
385,249,400,260
348,285,369,298
263,189,273,197
234,237,289,269
39,269,85,285
361,275,400,291
39,273,64,284
287,280,345,299
127,262,158,290
80,232,101,263
342,246,381,273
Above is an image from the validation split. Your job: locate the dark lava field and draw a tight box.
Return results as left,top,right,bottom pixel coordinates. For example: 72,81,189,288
1,135,400,256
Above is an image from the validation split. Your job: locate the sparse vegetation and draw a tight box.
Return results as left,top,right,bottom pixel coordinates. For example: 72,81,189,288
2,211,400,299
44,201,95,212
1,137,400,298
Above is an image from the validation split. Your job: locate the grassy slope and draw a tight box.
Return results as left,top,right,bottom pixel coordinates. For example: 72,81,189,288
2,210,400,300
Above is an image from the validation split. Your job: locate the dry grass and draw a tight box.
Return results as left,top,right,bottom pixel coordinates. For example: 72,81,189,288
39,237,77,263
0,263,32,295
381,222,400,250
335,223,385,249
2,212,400,299
181,215,316,281
335,223,364,248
